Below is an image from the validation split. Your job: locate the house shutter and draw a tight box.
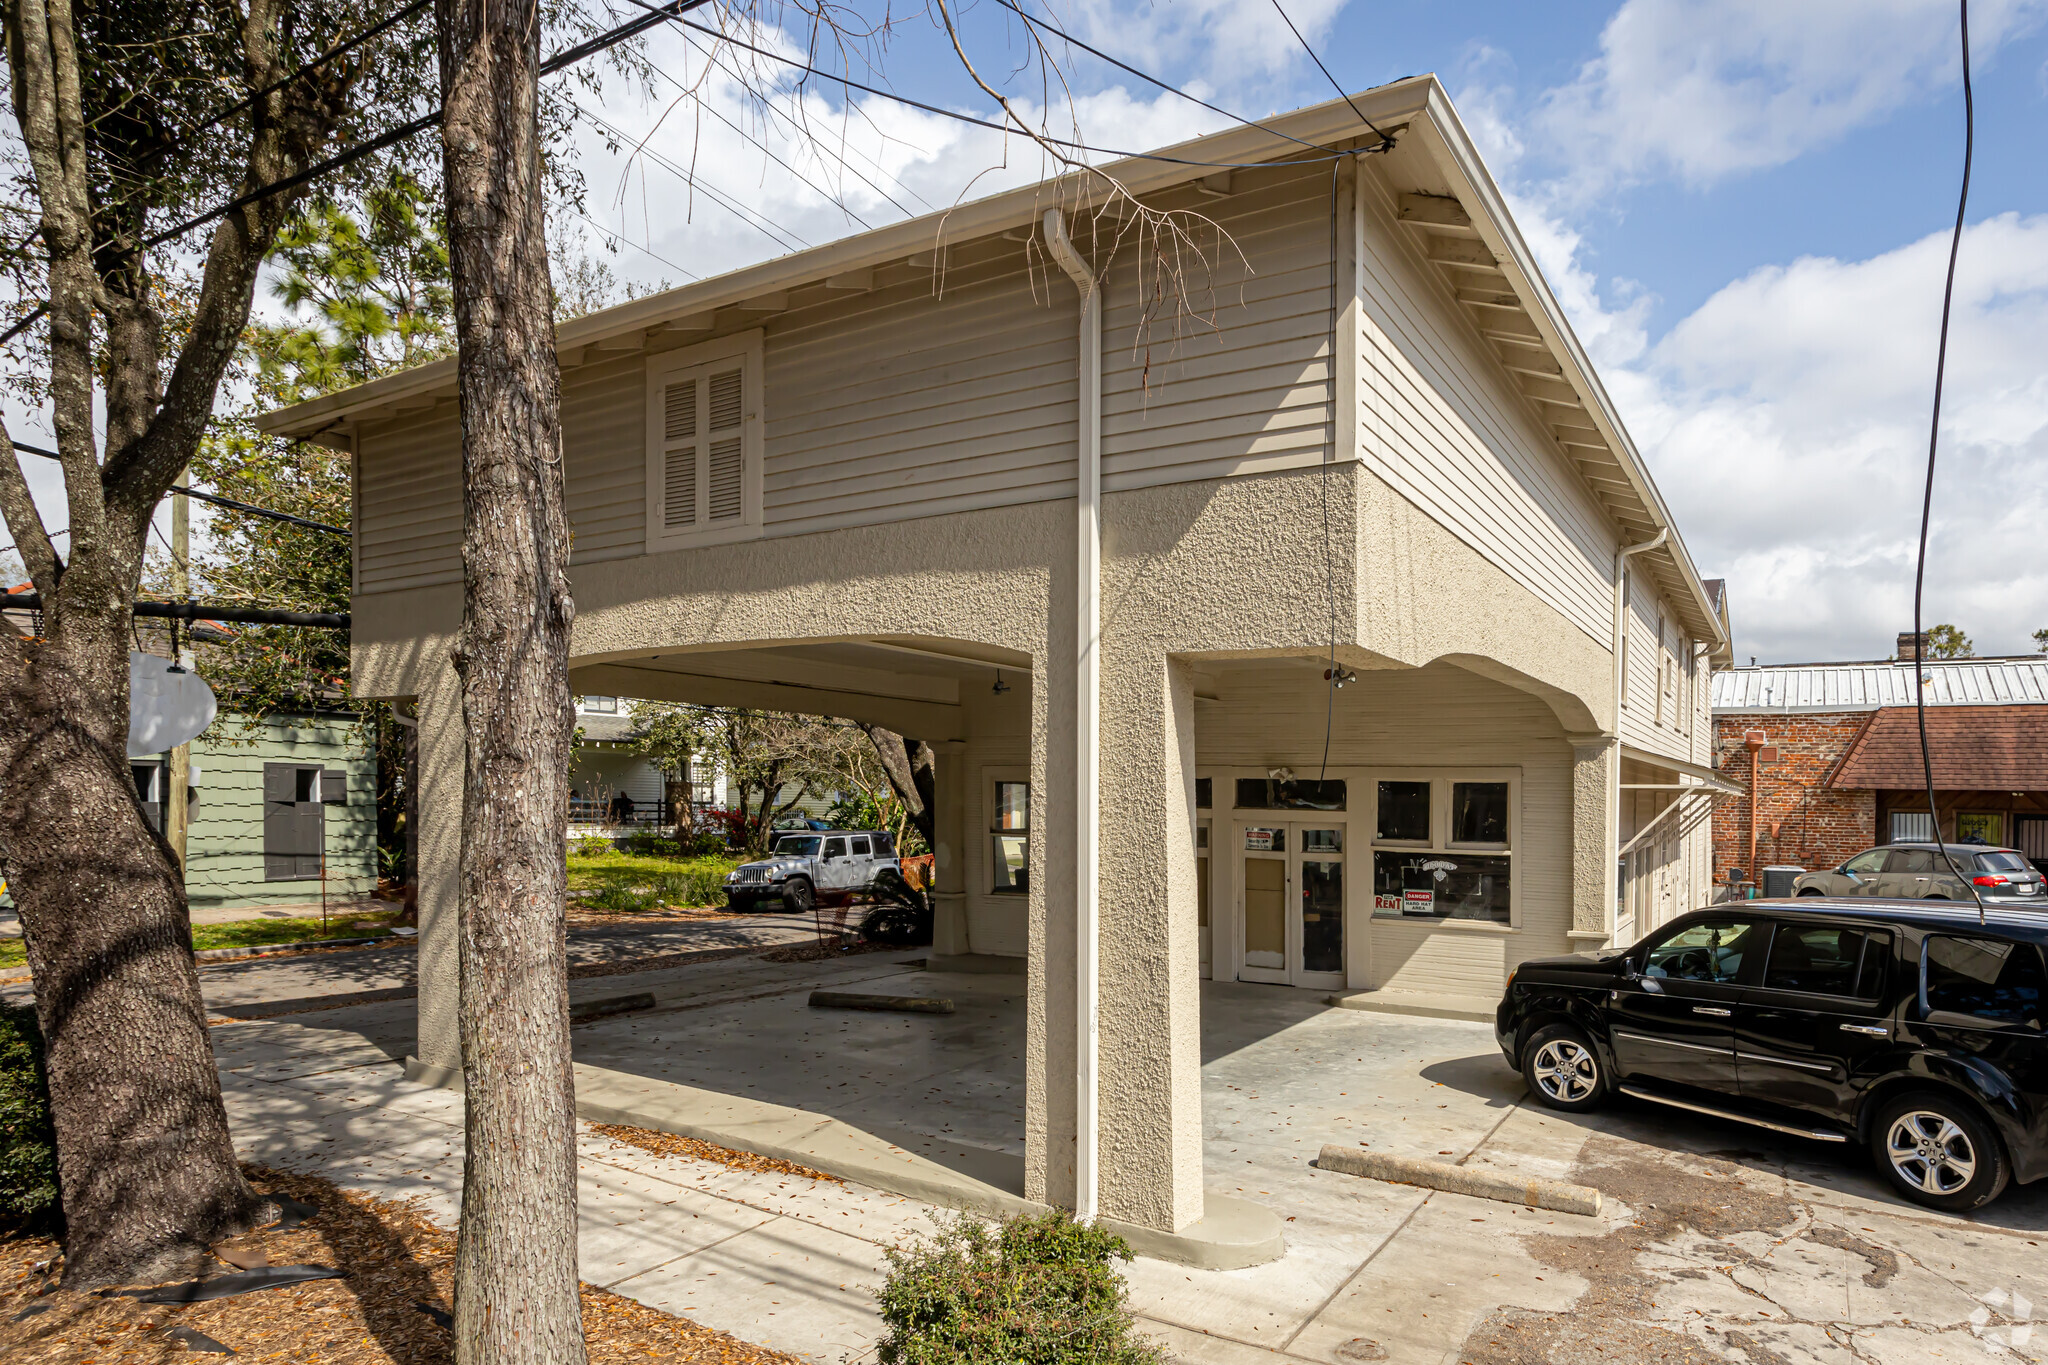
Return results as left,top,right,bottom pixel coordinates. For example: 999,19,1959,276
320,769,347,805
706,367,744,522
296,792,325,879
661,376,699,529
263,762,297,880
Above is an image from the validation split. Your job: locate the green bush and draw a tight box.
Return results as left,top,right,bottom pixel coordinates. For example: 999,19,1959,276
654,864,732,908
572,835,616,858
874,1210,1164,1365
0,1004,61,1230
621,832,682,857
584,880,658,912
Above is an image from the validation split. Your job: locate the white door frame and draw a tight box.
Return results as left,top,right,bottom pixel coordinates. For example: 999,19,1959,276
1232,817,1349,990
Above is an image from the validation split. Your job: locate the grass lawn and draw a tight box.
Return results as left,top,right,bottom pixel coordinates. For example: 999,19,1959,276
0,907,405,971
567,852,740,912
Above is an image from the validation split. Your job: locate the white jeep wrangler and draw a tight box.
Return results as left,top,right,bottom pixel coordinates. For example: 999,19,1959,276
724,830,901,913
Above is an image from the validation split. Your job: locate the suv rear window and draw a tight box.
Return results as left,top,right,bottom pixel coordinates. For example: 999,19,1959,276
1762,925,1892,998
1923,937,2046,1025
1976,851,2031,874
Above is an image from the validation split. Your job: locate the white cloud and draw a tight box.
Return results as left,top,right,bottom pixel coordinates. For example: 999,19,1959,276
1605,214,2048,662
1535,0,2047,193
1055,0,1353,103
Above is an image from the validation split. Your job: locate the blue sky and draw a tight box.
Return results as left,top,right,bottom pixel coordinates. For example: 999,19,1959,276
550,0,2048,665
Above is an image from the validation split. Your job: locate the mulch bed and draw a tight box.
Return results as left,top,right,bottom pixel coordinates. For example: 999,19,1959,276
755,940,902,964
588,1123,841,1183
0,1166,802,1364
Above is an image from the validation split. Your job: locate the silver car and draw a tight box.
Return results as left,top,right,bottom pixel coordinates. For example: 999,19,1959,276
724,829,901,913
1792,843,2046,904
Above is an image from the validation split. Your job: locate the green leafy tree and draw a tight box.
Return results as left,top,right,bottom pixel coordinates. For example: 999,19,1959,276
2032,628,2047,655
1925,624,1973,659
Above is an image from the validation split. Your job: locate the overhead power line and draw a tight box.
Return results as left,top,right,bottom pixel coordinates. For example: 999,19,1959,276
1266,0,1392,146
2,591,349,629
1911,0,1984,925
11,440,349,536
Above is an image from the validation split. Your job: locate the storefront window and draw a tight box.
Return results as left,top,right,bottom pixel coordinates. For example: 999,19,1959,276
1372,776,1513,923
1195,777,1212,809
1957,812,2004,845
992,781,1028,893
1450,782,1509,846
1375,781,1429,842
1235,777,1345,811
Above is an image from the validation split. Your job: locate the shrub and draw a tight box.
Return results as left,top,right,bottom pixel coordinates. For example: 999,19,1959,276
621,832,682,858
582,879,657,912
572,835,616,859
0,1004,61,1230
654,864,732,908
874,1210,1164,1365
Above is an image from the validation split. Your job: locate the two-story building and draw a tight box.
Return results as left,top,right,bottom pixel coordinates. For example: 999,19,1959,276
258,77,1728,1260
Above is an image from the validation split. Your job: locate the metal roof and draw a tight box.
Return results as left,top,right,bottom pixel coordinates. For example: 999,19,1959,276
1712,659,2048,713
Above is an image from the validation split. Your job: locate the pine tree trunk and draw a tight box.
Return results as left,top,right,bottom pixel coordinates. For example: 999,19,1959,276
435,1,585,1361
0,622,271,1287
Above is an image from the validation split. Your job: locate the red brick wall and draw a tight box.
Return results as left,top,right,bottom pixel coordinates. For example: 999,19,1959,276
1711,712,1877,880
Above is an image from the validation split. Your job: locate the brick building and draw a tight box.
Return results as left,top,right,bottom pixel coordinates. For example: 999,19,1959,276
1711,653,2048,887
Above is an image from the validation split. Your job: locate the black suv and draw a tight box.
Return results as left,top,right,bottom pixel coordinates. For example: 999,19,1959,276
1497,899,2048,1211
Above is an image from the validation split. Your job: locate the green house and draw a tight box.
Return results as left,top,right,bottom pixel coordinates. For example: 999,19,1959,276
133,712,378,911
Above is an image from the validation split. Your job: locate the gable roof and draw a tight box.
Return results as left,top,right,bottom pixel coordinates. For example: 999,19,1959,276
1830,705,2048,790
255,76,1722,647
1714,659,2048,713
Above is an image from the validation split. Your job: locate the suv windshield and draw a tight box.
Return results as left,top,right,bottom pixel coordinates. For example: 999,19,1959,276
1976,851,2031,874
771,836,821,857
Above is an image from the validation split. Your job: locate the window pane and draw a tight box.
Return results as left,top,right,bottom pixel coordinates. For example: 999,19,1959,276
1889,812,1935,843
295,767,319,803
1887,849,1936,874
1376,781,1430,842
1301,828,1341,853
995,782,1029,831
1194,777,1212,809
1236,777,1345,811
1856,933,1894,1000
1244,827,1285,853
1450,782,1509,845
1372,851,1509,922
992,833,1029,892
1197,856,1210,928
823,837,847,859
1977,851,2029,873
1302,859,1343,973
1763,925,1881,997
850,836,871,856
871,832,894,857
1924,937,2045,1025
772,835,820,857
1844,849,1889,874
1643,921,1759,984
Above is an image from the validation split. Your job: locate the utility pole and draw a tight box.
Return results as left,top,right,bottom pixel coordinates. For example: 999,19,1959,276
165,473,191,875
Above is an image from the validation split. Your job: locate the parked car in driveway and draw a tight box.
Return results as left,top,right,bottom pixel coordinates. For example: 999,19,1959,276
1792,842,2046,903
724,829,900,913
1497,899,2048,1211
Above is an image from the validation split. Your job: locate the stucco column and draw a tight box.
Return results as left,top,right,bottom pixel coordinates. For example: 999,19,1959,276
1024,651,1072,1209
1568,734,1619,946
1092,653,1204,1232
409,660,465,1075
929,742,969,957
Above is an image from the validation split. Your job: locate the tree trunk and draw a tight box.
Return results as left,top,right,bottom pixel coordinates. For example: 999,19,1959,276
862,725,937,851
0,627,274,1287
436,0,585,1360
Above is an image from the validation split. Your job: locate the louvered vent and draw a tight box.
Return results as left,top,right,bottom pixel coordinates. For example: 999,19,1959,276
664,379,697,441
708,368,743,432
708,438,743,520
665,446,697,527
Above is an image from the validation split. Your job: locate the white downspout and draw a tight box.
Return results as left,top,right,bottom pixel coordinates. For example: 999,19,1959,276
1043,208,1101,1224
1611,527,1668,937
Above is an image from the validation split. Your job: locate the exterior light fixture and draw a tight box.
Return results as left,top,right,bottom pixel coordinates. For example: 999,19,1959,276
1324,665,1356,688
992,669,1011,696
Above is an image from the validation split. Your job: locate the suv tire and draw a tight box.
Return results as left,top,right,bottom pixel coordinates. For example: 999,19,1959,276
1522,1023,1607,1112
1871,1092,2009,1212
781,876,815,916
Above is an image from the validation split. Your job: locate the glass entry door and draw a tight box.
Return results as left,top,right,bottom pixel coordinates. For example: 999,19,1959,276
1237,823,1346,988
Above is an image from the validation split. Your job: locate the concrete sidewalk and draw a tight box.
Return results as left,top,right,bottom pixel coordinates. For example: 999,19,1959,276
221,958,2048,1364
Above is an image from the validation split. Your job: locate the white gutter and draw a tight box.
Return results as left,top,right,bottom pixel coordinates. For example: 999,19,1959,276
1042,208,1100,1224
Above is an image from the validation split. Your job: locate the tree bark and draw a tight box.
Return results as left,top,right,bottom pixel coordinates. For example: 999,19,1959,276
0,0,343,1287
435,0,585,1361
862,725,937,850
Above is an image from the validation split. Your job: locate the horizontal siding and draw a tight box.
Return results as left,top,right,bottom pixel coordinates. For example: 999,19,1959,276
186,717,377,908
763,242,1076,534
1104,165,1335,491
1355,171,1614,645
564,353,650,564
356,406,462,592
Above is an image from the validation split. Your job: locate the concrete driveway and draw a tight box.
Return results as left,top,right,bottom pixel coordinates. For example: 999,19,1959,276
569,965,2048,1363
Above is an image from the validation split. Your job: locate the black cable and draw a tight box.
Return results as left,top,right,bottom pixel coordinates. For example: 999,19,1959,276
1266,0,1392,147
643,5,1382,170
1912,0,1985,926
576,106,809,253
985,0,1353,157
11,440,348,535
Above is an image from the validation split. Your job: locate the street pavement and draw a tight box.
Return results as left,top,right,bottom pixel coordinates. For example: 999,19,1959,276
197,926,2048,1364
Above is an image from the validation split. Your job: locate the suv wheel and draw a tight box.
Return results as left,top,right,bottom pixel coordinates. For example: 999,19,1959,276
1522,1023,1607,1112
781,877,815,915
1871,1093,2009,1212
